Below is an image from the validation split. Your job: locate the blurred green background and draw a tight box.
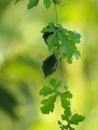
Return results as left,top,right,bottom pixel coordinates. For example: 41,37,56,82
0,0,98,130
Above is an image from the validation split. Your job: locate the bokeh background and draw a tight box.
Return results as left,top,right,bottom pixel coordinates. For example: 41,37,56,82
0,0,98,130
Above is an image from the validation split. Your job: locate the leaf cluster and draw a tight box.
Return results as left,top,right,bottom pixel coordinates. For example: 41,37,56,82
42,23,81,64
39,78,72,114
42,23,81,77
40,79,85,130
58,112,85,130
15,1,85,130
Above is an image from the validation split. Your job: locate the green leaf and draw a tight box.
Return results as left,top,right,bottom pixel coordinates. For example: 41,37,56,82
42,54,57,77
50,78,62,89
47,31,59,50
60,94,69,110
61,110,71,121
28,0,39,9
63,91,73,98
43,0,51,8
58,27,81,63
43,32,54,45
39,86,54,96
60,91,72,109
69,126,75,130
58,120,62,125
58,121,69,130
58,29,76,63
41,23,55,33
42,23,81,63
70,113,85,125
67,31,81,44
40,94,57,114
42,23,60,50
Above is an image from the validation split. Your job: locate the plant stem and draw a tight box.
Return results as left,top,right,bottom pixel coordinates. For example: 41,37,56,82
61,61,67,83
55,4,58,25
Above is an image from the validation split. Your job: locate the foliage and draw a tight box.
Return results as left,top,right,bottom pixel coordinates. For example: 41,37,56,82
58,113,85,130
14,0,85,130
42,23,81,65
40,79,85,130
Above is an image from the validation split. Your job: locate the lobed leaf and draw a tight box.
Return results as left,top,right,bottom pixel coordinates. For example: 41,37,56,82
47,32,59,50
42,23,81,64
61,91,73,99
58,29,76,63
39,86,54,96
42,23,59,50
61,110,71,122
70,113,85,125
58,120,69,130
60,91,72,109
40,94,57,114
67,31,81,44
50,78,62,89
60,94,70,110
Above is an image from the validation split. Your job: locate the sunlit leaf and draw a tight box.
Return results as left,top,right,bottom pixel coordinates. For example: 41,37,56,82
61,110,71,121
67,31,81,44
58,120,69,130
50,78,62,89
42,23,58,49
42,23,81,63
40,94,57,114
58,29,77,63
70,113,85,125
43,32,54,44
47,32,59,50
39,86,54,96
60,91,72,109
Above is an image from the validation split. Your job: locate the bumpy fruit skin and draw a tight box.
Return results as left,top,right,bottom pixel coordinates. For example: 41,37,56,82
42,54,57,77
53,0,61,4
